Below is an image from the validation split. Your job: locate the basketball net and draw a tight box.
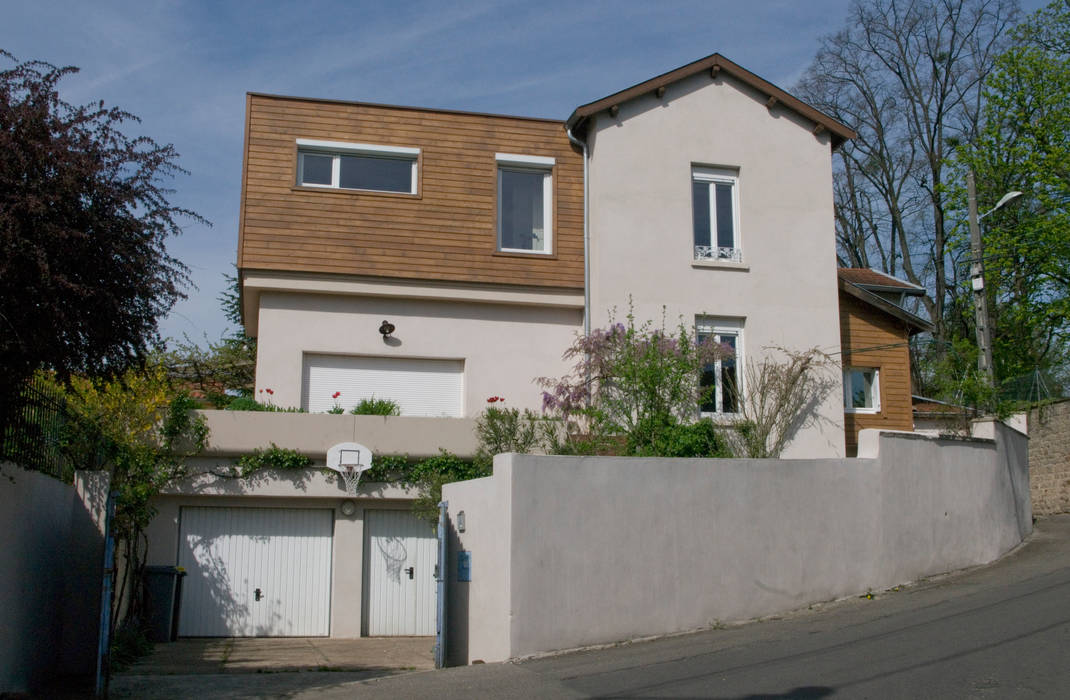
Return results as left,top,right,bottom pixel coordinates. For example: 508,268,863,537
340,465,362,496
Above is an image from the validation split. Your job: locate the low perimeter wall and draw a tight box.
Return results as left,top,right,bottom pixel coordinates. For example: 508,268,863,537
443,421,1031,665
0,465,110,693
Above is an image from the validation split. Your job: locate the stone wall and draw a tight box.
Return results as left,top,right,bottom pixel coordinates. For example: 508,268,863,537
1029,399,1070,515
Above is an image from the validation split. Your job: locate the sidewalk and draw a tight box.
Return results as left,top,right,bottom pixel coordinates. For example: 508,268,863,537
109,637,434,699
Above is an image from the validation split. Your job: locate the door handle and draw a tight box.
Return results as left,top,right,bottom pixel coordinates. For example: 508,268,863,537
405,567,414,580
255,588,263,601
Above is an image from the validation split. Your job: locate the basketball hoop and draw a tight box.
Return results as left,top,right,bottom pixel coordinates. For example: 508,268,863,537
326,442,373,496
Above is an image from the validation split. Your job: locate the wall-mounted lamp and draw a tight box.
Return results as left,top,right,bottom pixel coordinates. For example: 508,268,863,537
379,320,395,338
457,510,466,533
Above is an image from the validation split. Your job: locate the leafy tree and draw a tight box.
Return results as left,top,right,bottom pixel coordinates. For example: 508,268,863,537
949,0,1070,390
0,52,202,425
795,0,1019,347
41,364,207,673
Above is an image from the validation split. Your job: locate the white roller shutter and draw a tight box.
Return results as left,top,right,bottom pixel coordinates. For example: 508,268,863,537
177,507,334,637
302,354,464,417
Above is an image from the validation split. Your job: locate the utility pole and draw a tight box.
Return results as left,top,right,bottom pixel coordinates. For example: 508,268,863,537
967,170,995,387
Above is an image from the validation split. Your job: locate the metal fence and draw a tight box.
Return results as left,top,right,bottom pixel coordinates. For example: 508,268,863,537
0,375,106,482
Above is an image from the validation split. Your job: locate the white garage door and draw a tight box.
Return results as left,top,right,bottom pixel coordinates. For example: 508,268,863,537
303,354,464,417
177,507,334,637
364,510,438,636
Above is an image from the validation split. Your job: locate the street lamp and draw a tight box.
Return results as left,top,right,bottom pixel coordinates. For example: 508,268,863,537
967,170,1023,387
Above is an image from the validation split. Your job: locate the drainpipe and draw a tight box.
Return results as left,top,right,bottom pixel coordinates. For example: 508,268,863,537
566,124,590,337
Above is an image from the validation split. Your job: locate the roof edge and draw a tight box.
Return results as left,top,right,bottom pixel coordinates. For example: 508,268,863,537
839,277,934,334
565,53,856,147
247,91,565,125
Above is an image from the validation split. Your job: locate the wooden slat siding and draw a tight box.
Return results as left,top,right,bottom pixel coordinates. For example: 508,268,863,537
239,94,585,289
839,291,915,457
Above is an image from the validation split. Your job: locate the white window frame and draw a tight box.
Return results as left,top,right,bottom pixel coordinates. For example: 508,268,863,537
296,138,419,194
843,367,881,414
692,166,742,263
496,153,554,255
696,317,744,416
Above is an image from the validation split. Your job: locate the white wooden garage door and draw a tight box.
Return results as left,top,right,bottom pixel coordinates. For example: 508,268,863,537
177,507,334,637
364,510,438,636
302,354,464,416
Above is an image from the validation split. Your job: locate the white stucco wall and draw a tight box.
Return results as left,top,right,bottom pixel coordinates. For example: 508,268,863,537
586,71,845,457
254,291,582,416
444,421,1031,664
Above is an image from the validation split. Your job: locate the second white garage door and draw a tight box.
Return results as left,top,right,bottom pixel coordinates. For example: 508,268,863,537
177,507,334,637
302,354,464,416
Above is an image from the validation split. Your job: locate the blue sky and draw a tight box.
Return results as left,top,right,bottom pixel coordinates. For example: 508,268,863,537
3,0,1047,344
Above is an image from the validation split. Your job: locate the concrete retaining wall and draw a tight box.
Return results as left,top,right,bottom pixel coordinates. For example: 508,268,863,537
0,465,109,693
443,421,1031,664
196,410,479,459
1029,400,1070,515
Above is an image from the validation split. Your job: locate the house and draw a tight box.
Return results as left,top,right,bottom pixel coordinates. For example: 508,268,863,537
240,53,855,457
837,268,932,455
149,53,859,642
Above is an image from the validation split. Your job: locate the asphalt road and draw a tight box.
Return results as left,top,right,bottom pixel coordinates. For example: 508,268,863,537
314,514,1070,699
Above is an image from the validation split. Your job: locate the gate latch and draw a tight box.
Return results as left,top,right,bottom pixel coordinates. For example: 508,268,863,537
405,567,414,580
254,588,263,601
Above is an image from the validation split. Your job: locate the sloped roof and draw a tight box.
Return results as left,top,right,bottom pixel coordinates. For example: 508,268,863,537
565,53,856,148
838,275,933,335
838,268,926,294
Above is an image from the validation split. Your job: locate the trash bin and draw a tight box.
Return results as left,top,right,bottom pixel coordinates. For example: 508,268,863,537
143,565,186,642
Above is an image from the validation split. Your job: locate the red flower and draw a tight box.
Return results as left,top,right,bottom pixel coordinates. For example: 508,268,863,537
265,388,274,395
487,396,499,403
332,391,341,399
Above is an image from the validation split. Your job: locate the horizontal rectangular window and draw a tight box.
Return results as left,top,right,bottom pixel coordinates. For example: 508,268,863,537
693,166,741,263
296,139,419,194
497,154,553,254
843,367,880,413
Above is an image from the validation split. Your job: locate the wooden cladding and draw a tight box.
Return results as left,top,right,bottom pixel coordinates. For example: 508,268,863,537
839,291,915,456
238,94,585,290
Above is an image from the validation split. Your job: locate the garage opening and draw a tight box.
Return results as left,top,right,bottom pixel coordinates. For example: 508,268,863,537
302,354,464,416
363,509,438,636
177,507,334,637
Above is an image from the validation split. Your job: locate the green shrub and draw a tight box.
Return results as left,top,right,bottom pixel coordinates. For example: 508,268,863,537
223,396,304,412
234,444,311,476
350,397,401,416
628,418,729,458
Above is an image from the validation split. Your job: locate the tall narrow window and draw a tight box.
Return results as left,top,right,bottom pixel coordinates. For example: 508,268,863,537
692,166,741,262
497,153,553,254
296,139,419,194
696,318,743,415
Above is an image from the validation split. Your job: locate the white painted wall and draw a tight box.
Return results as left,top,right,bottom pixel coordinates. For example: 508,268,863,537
586,71,845,457
254,291,582,416
444,421,1031,664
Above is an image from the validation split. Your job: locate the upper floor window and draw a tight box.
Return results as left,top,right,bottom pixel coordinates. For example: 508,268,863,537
692,166,741,263
696,318,742,415
843,367,880,413
296,139,419,194
497,153,554,254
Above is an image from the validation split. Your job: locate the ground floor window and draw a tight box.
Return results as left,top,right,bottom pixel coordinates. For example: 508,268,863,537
696,318,743,415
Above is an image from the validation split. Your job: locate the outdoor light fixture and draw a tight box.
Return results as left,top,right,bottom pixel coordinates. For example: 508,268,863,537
457,510,466,533
339,500,357,517
379,320,395,338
